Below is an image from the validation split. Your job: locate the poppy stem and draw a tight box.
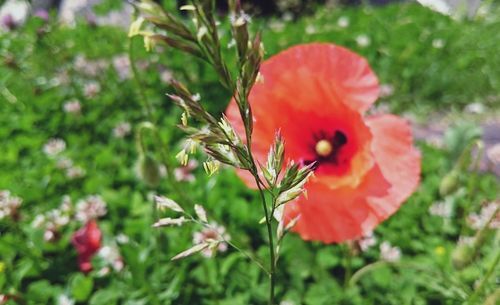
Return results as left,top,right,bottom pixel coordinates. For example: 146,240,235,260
464,249,500,304
255,176,276,305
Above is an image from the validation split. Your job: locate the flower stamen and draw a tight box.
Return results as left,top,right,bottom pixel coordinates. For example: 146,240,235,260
315,139,333,157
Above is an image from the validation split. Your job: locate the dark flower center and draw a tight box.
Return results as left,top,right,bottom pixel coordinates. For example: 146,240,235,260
305,130,348,168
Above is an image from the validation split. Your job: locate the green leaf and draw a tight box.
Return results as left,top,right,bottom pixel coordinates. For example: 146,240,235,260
70,273,94,301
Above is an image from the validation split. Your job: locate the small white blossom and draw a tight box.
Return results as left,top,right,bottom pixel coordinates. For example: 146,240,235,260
74,55,108,77
280,301,295,305
457,236,474,246
159,69,173,83
83,81,101,98
432,38,445,49
57,294,75,305
75,195,107,223
379,84,395,98
358,231,377,252
464,102,485,114
0,190,22,220
56,157,73,169
355,35,371,48
429,201,452,218
43,138,66,156
467,201,499,230
112,122,132,138
380,241,401,262
98,245,124,271
305,25,317,35
116,234,130,244
32,196,73,242
193,222,230,258
63,99,82,114
337,16,349,28
112,54,131,80
174,160,198,182
66,166,85,179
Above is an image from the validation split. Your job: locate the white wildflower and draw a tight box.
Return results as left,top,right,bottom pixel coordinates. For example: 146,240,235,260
305,25,317,35
467,201,499,230
112,54,131,80
112,122,132,138
429,201,452,218
358,231,377,252
98,245,124,271
43,138,66,156
464,102,485,114
66,166,85,179
432,38,445,49
355,35,371,48
337,16,349,28
379,84,395,98
0,190,22,220
192,222,230,258
75,195,107,223
63,99,81,114
57,294,75,305
174,159,198,182
56,157,73,169
83,81,101,99
380,241,401,262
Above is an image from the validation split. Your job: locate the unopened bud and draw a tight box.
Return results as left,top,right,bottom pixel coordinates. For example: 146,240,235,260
138,153,161,187
439,170,460,196
451,243,474,270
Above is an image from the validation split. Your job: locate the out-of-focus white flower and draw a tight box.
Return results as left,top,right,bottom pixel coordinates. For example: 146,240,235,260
83,81,101,98
464,102,485,114
337,16,349,28
63,99,82,114
98,245,124,271
486,143,500,165
43,138,66,156
193,222,230,258
280,301,296,305
159,68,173,83
457,236,474,246
269,20,285,32
57,294,75,305
32,196,73,242
74,55,108,77
358,231,377,252
56,157,74,170
0,190,22,220
379,84,395,98
116,233,130,244
355,35,371,48
380,241,401,262
432,38,445,49
75,195,107,223
112,122,131,138
305,25,317,35
174,160,198,182
467,201,499,230
66,166,85,179
429,201,453,218
112,54,131,80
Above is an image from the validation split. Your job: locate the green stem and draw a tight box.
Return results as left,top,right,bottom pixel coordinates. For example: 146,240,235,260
128,36,193,205
349,261,388,287
255,177,276,305
344,244,353,288
465,248,500,304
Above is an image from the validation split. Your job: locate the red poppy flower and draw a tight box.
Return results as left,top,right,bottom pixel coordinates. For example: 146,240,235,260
71,220,102,272
227,43,420,243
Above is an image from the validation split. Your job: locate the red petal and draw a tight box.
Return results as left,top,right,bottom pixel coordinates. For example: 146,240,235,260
365,114,421,212
285,115,420,243
227,43,379,188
